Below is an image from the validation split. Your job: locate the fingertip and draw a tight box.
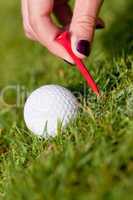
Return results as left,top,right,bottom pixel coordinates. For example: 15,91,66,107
71,35,90,59
52,41,75,64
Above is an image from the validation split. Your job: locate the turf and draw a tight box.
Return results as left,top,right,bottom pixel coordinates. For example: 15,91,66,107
0,0,133,199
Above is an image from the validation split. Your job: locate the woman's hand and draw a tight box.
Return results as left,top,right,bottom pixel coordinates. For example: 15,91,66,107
21,0,104,63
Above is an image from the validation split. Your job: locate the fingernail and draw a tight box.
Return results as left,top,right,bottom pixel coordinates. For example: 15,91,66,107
63,59,74,66
96,23,105,29
76,40,91,57
96,20,105,29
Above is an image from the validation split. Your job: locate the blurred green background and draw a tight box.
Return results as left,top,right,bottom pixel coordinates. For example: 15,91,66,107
0,0,133,199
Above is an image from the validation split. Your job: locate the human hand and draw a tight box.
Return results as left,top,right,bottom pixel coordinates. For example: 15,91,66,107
21,0,104,63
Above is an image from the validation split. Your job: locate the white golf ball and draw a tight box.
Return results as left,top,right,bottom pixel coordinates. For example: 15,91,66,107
24,85,78,137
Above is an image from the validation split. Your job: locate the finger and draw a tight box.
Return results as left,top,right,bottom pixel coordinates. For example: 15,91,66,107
70,0,103,59
21,0,37,40
28,0,74,63
53,0,72,26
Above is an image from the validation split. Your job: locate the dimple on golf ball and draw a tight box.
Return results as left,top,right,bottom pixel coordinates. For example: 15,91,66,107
24,85,79,137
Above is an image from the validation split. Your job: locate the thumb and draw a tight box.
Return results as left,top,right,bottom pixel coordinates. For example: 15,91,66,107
70,0,103,59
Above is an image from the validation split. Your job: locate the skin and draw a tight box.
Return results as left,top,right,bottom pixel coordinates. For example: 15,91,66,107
21,0,103,63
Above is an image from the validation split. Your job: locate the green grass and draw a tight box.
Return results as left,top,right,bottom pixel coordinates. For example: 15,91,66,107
0,0,133,199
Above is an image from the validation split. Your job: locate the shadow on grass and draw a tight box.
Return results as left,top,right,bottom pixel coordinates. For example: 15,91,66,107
68,83,87,98
102,1,133,56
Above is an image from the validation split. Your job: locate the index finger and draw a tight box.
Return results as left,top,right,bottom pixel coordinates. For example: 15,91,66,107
28,0,74,63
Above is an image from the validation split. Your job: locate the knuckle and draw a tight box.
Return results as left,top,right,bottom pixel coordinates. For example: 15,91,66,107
23,22,30,33
30,16,37,29
23,27,32,39
25,32,32,39
74,15,96,31
25,32,35,41
24,27,30,36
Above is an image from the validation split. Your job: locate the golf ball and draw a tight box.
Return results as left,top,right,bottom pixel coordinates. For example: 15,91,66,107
24,85,78,137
